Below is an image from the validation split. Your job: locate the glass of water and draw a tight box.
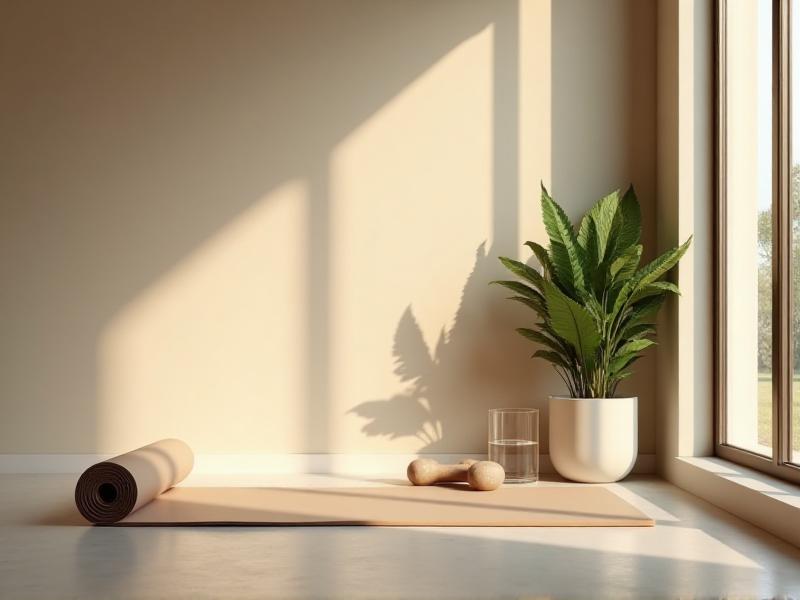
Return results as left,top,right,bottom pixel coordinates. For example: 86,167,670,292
488,408,539,483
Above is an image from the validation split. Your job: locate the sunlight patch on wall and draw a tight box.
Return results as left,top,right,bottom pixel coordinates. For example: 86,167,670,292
518,0,551,250
329,25,524,452
97,180,308,452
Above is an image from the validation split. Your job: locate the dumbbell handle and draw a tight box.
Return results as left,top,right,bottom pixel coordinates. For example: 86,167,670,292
407,459,478,486
430,459,476,483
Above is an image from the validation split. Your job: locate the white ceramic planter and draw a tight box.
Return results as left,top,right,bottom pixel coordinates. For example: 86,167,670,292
548,395,637,483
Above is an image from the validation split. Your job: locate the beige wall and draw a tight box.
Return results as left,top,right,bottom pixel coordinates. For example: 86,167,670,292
655,0,714,476
0,0,657,455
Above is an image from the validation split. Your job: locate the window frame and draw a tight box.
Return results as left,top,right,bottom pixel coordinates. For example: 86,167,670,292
715,0,800,483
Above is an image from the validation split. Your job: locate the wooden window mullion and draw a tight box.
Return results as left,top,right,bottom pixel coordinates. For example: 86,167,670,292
776,0,792,466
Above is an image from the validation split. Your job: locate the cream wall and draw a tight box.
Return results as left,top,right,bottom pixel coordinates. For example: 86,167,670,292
655,0,714,475
0,0,657,455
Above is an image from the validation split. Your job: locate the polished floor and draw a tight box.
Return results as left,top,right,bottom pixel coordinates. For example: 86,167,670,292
1,474,800,599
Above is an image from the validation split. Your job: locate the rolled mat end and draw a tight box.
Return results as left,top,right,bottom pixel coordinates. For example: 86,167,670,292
75,462,138,524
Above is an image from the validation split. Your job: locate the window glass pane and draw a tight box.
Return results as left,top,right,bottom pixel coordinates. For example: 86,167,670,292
725,0,773,456
792,0,800,465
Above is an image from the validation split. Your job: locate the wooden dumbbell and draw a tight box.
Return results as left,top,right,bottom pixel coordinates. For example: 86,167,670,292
407,458,505,491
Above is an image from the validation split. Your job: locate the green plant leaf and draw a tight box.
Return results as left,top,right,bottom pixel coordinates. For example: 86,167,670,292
613,237,691,315
613,370,634,382
507,295,548,318
577,213,600,271
498,256,545,291
603,186,640,264
609,352,639,375
490,280,540,300
609,244,642,280
540,185,587,295
578,190,619,263
616,185,641,251
617,338,656,355
582,293,605,326
621,322,656,340
627,294,666,324
516,327,567,354
533,349,572,369
633,237,692,289
543,282,600,367
631,281,680,302
524,241,554,277
605,245,642,307
539,321,575,355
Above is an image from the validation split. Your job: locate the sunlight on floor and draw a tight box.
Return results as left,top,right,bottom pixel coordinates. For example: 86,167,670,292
439,525,760,569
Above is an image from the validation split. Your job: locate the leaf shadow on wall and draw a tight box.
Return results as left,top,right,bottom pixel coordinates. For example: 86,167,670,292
349,242,543,452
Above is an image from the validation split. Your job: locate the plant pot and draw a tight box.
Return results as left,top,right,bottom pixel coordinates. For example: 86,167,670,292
548,395,637,483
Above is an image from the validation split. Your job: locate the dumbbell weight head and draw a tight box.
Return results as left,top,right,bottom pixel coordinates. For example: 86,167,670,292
467,461,505,491
406,458,442,486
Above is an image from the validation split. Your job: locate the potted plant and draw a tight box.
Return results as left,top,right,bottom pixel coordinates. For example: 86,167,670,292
493,184,690,482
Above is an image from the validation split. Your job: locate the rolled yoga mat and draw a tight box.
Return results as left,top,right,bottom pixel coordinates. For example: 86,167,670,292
75,439,194,524
75,439,654,527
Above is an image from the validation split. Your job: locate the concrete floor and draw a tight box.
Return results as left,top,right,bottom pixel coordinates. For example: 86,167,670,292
2,474,800,599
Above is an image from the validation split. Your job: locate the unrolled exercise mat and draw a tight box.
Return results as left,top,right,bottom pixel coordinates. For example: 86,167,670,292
75,440,653,526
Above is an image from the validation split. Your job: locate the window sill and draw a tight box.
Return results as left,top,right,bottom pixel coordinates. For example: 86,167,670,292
669,456,800,548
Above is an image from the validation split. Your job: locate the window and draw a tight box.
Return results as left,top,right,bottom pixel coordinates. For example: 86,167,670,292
717,0,800,482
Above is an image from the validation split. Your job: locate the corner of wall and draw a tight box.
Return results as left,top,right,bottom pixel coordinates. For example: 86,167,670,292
655,0,715,481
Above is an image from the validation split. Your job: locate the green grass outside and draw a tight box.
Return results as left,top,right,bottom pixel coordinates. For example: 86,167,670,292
757,374,800,453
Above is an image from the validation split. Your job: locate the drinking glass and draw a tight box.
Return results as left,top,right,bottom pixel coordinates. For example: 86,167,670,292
488,408,539,483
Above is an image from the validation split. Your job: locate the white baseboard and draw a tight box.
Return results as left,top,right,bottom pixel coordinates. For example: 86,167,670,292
0,452,656,475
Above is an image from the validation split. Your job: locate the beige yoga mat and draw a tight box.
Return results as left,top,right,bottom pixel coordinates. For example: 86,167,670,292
75,439,194,524
75,440,654,527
